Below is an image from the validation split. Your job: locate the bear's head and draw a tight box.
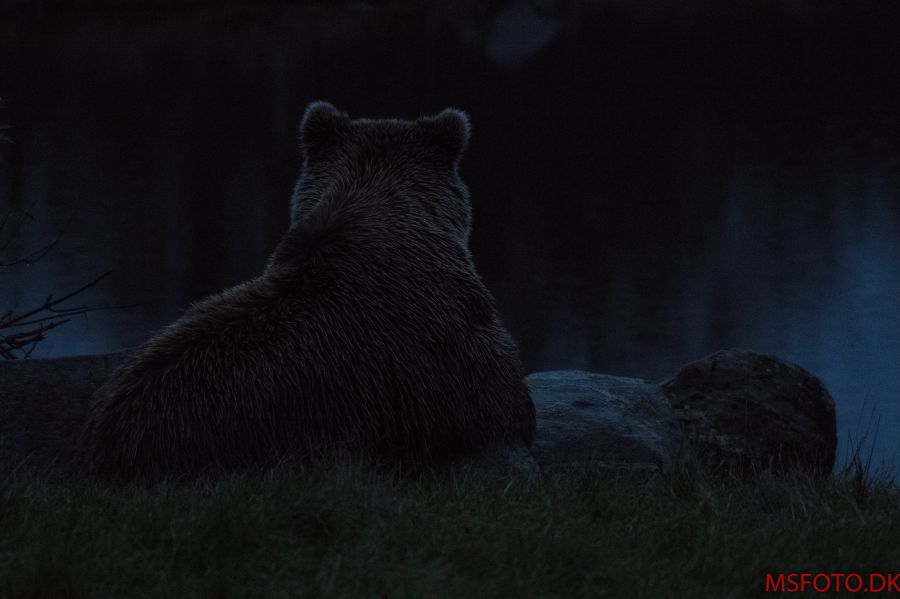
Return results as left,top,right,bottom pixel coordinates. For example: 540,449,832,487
290,101,472,247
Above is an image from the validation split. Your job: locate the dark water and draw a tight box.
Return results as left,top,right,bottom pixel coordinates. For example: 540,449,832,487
2,2,899,469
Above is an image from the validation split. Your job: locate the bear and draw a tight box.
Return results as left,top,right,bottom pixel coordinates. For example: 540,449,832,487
82,101,536,482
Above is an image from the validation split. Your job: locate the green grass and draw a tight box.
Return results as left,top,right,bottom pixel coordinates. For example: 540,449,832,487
1,459,898,599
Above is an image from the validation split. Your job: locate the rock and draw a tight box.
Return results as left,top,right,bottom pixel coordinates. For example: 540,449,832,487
661,349,837,476
0,348,838,480
0,350,135,476
527,370,685,475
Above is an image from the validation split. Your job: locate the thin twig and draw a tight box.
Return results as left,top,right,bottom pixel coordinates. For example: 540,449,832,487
0,206,54,259
0,270,113,329
0,237,59,266
0,270,133,360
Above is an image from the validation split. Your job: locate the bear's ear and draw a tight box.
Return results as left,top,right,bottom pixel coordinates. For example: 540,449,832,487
418,108,471,165
300,101,350,160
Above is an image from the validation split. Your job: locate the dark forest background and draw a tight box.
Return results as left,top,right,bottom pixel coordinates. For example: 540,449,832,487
1,0,899,468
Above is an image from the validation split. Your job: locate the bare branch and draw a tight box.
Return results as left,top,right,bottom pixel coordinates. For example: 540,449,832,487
0,271,133,360
0,127,125,357
0,205,58,263
0,270,113,330
0,237,59,266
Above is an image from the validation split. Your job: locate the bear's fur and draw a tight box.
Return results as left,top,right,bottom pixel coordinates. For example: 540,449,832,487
82,102,535,482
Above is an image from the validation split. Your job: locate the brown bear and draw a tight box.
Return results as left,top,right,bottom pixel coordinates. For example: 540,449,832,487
82,101,536,482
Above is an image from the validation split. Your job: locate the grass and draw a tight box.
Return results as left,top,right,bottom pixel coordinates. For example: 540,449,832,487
1,457,898,599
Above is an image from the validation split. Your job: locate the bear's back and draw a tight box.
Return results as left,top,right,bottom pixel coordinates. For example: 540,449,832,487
82,103,535,482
